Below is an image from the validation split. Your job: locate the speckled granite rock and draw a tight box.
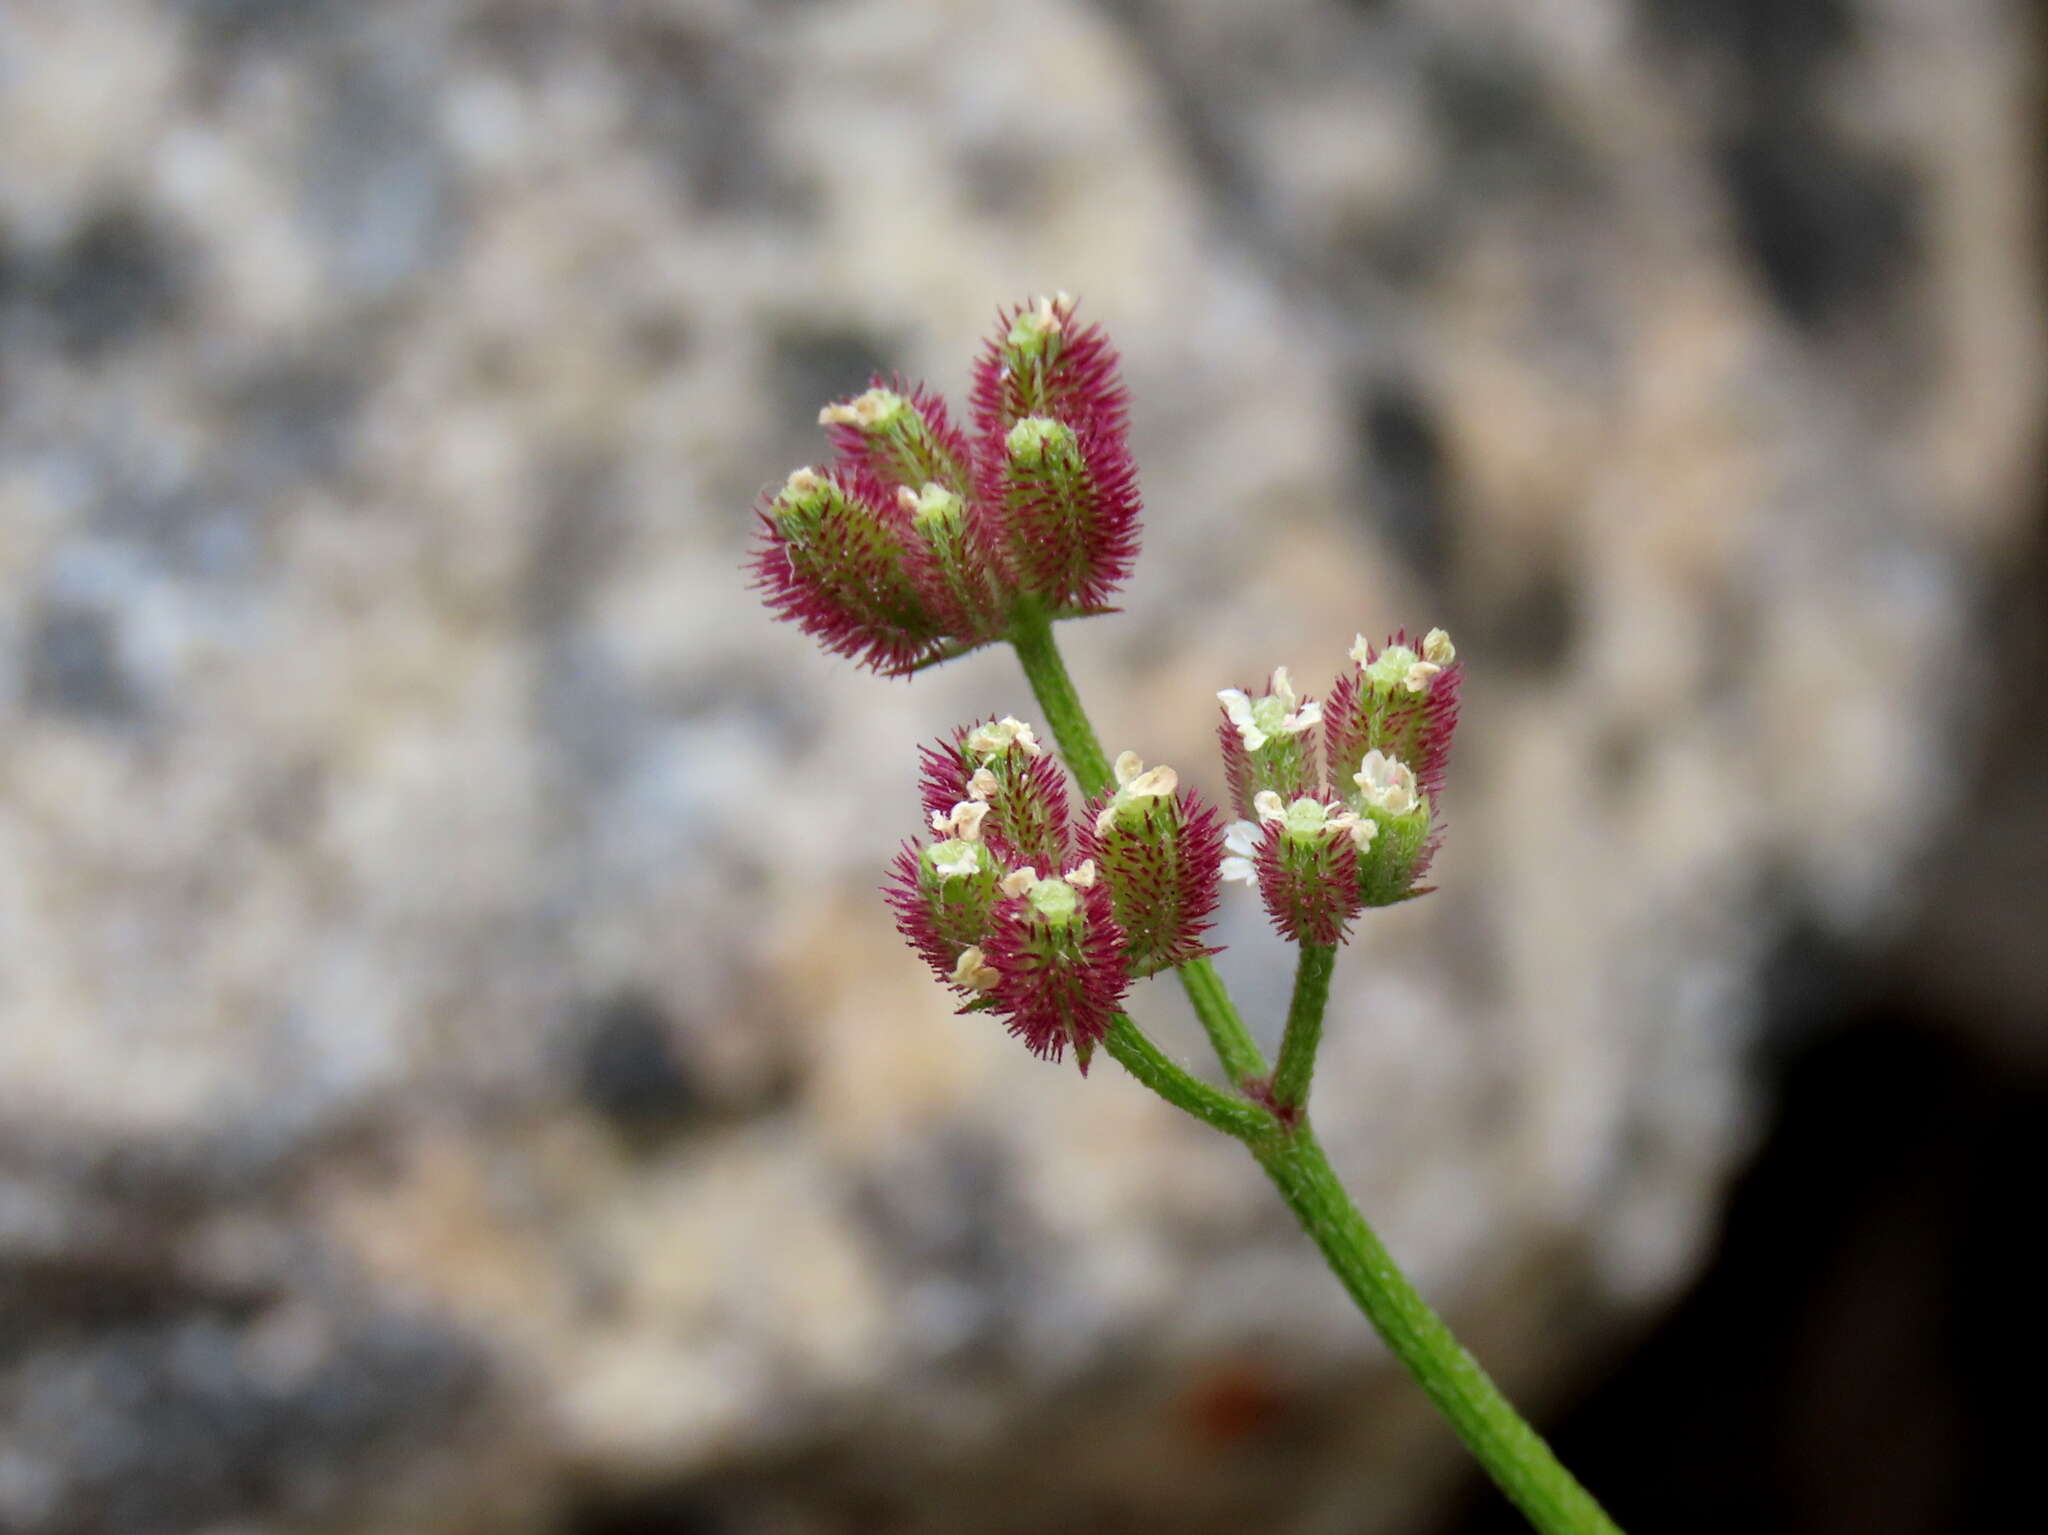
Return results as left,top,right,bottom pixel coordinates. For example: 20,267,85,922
0,1,2039,1531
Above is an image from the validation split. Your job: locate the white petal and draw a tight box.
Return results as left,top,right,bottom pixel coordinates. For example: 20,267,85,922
1128,764,1178,798
1220,856,1258,885
1403,661,1441,693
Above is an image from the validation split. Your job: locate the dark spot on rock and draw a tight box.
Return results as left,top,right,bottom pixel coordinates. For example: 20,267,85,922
528,458,621,632
302,48,458,298
1593,722,1649,796
1636,0,1916,332
559,1481,732,1535
843,1130,1038,1365
628,311,694,373
11,1311,489,1534
42,207,185,358
26,602,140,722
1180,1357,1304,1450
1463,563,1580,678
957,143,1056,218
1424,44,1549,163
92,487,261,582
1357,382,1452,586
224,357,364,489
177,0,338,51
1637,0,1855,87
770,324,897,426
614,20,817,221
1753,904,1876,1066
577,992,705,1138
1716,125,1920,331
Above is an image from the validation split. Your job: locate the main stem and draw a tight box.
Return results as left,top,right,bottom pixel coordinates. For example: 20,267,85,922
1256,1128,1621,1535
1005,611,1623,1535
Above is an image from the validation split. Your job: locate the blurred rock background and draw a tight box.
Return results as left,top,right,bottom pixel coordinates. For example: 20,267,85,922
0,2,2040,1532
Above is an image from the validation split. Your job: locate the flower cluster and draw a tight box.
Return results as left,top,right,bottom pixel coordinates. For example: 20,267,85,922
888,718,1222,1071
751,294,1139,675
1219,629,1463,941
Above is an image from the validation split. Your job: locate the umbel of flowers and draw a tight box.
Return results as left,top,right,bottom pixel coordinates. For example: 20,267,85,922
751,294,1139,675
888,717,1223,1071
1219,629,1462,942
747,299,1629,1535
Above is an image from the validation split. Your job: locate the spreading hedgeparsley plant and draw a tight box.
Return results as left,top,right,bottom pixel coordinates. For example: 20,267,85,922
752,294,1623,1535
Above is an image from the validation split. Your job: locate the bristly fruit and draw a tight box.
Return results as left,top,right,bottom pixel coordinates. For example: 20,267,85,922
1220,630,1463,934
1217,667,1323,818
752,295,1140,675
1080,751,1226,977
892,720,1133,1072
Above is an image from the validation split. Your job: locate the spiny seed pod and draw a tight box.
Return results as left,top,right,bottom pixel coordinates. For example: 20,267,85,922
884,831,1004,987
917,717,1071,873
1216,668,1323,818
750,466,951,674
1223,791,1370,945
1324,628,1462,803
1344,748,1436,905
971,292,1129,449
1080,751,1225,978
752,294,1144,671
977,864,1128,1072
995,414,1140,612
971,294,1140,612
818,381,977,503
894,480,1009,645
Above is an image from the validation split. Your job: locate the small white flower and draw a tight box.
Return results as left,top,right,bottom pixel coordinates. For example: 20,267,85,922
1327,810,1377,850
930,840,984,880
817,388,906,430
930,800,991,841
966,768,999,802
999,866,1040,899
1252,790,1288,824
965,717,1044,760
1218,667,1321,753
950,946,999,991
1353,750,1419,816
1423,628,1456,666
1280,796,1331,838
1220,819,1262,885
1403,660,1442,693
1096,751,1180,833
1065,858,1098,888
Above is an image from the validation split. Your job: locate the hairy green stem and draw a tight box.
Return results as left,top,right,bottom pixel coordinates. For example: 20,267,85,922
1256,1126,1623,1535
1174,954,1268,1085
1007,602,1111,795
1003,610,1624,1535
1007,606,1267,1083
1270,941,1336,1114
1103,1015,1274,1140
